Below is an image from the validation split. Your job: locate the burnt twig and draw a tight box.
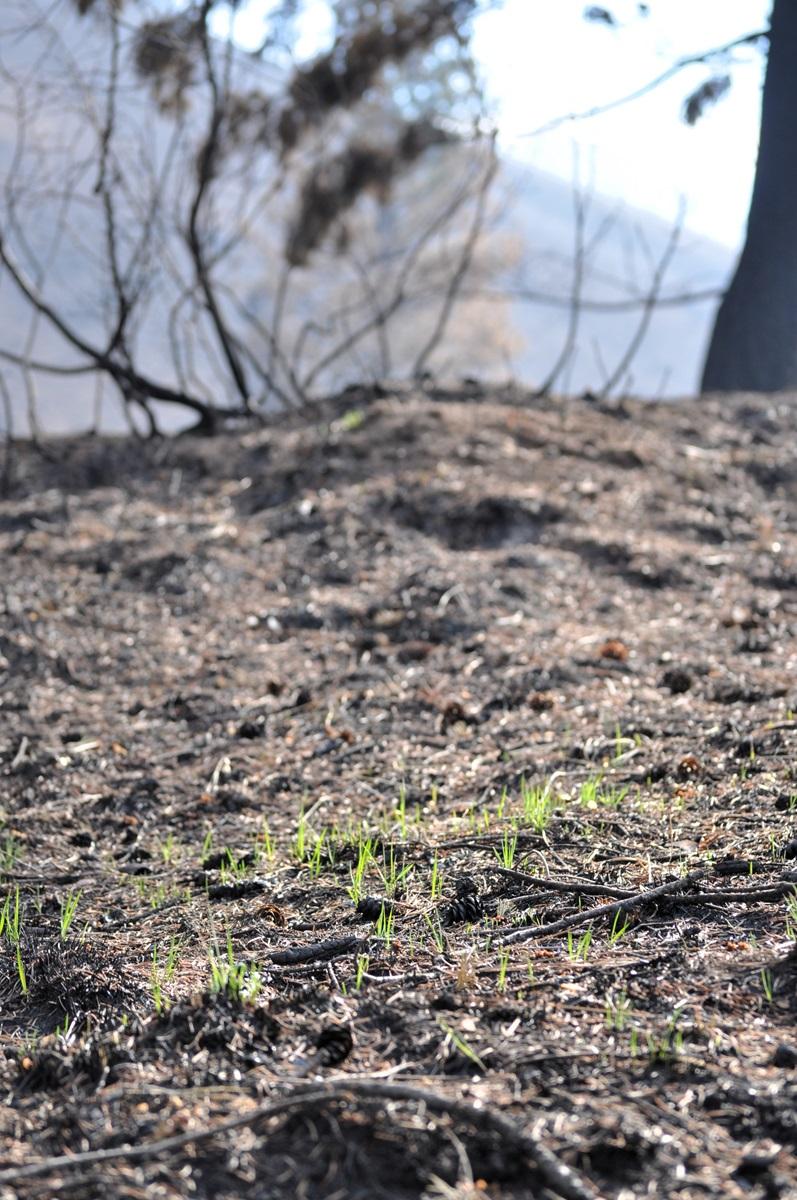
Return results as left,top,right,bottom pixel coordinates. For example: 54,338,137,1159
269,936,363,965
497,867,709,946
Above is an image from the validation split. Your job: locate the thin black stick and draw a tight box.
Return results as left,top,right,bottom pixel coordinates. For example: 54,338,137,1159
269,936,363,965
497,868,709,946
494,866,635,900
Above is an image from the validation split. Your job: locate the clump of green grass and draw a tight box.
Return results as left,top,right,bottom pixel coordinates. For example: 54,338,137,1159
429,852,443,901
0,836,20,873
133,877,190,909
437,1018,487,1072
375,844,413,898
566,927,592,962
644,1007,687,1064
219,849,251,883
255,818,276,863
151,936,182,1015
347,837,374,904
292,811,309,863
578,772,628,809
494,829,518,869
59,890,81,940
604,989,631,1031
158,833,179,865
423,912,447,954
354,954,369,991
785,891,797,940
519,777,559,832
497,948,510,993
1,887,27,994
760,967,774,1004
209,929,262,1003
374,904,395,950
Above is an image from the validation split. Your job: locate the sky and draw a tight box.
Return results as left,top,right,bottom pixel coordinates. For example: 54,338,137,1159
216,0,770,250
473,0,769,249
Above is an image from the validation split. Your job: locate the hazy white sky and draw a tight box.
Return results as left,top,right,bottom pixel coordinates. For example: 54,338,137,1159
474,0,769,248
219,0,770,248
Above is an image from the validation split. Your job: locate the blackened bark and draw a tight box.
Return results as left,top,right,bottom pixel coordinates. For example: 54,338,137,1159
701,0,797,393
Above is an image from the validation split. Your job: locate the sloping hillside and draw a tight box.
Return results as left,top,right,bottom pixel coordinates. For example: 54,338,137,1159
1,384,796,1199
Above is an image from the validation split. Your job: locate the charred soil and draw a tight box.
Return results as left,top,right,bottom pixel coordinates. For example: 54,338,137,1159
1,384,797,1199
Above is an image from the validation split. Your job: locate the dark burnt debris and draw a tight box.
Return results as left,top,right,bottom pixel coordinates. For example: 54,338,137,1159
2,386,797,1198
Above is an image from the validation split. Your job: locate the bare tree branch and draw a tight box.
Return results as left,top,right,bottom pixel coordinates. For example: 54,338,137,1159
412,136,497,378
536,151,588,396
301,160,482,391
186,6,252,408
598,197,686,398
0,371,14,497
0,229,238,429
523,29,768,140
466,284,724,312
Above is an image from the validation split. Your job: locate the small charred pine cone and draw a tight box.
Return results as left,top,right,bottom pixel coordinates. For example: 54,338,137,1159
356,896,394,922
315,1024,353,1066
442,891,484,926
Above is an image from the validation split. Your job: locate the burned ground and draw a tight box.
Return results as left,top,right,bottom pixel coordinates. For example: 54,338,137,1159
1,384,797,1199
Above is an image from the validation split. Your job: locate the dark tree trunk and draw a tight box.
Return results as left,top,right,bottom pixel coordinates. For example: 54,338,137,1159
701,0,797,393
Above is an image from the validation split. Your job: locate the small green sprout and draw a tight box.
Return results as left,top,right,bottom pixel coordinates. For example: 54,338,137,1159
336,407,365,433
354,954,369,992
209,929,262,1003
760,968,774,1003
566,927,592,962
306,831,327,879
15,942,27,995
609,910,631,944
785,891,797,940
159,833,178,865
604,989,631,1031
437,1018,487,1073
292,811,309,862
0,836,19,873
497,949,510,993
150,947,165,1016
520,777,558,832
423,912,446,953
257,818,276,863
59,890,81,940
375,904,395,950
347,837,374,904
495,829,518,870
430,852,443,901
375,845,413,898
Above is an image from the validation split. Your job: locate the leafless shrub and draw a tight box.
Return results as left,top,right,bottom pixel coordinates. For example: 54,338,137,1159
287,119,454,266
0,0,503,435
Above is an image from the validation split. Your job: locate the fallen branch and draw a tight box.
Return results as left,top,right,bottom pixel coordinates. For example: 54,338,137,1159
0,1079,601,1200
497,868,709,946
269,935,363,965
661,881,797,905
494,867,797,907
493,865,635,900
